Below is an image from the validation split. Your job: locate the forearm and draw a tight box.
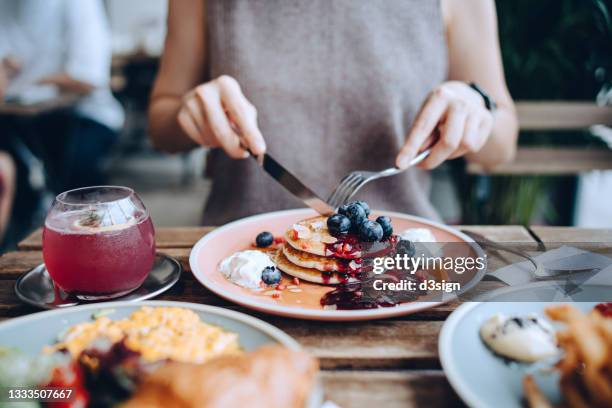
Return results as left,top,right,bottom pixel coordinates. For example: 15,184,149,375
465,102,518,167
148,0,208,153
38,73,95,95
148,95,197,153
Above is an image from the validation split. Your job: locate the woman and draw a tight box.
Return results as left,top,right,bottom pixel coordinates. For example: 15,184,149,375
0,151,15,244
149,0,518,224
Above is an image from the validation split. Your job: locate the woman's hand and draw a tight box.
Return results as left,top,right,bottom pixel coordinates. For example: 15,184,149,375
177,75,265,159
0,56,21,101
396,81,494,170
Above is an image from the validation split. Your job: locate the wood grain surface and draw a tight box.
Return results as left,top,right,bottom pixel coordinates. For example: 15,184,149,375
2,226,609,407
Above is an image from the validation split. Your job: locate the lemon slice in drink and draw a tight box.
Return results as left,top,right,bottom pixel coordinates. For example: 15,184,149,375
73,211,137,233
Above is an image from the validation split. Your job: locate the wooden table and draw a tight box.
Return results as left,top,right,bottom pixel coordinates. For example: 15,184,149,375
2,226,610,407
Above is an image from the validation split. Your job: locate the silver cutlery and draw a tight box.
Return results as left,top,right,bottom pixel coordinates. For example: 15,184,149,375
254,153,334,215
236,130,334,215
326,148,431,210
462,230,602,282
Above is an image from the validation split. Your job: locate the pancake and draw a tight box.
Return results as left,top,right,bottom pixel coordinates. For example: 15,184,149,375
282,244,359,273
282,244,378,275
285,216,397,259
275,250,358,285
284,216,337,257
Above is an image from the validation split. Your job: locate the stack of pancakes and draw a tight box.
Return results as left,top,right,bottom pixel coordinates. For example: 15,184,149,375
275,216,396,285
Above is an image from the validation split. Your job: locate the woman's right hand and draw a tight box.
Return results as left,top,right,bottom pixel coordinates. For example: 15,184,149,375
177,75,266,159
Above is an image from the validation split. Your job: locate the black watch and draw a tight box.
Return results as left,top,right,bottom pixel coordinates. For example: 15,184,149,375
468,82,497,113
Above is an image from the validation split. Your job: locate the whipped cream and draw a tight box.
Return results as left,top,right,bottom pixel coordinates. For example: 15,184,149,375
398,228,437,243
480,313,558,363
219,250,275,290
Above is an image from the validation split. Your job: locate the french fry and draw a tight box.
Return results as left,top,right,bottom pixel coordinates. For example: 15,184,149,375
585,368,612,408
569,318,607,368
543,304,612,408
523,375,553,408
560,376,590,408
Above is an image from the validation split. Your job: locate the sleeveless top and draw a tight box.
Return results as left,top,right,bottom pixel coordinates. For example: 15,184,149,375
204,0,447,224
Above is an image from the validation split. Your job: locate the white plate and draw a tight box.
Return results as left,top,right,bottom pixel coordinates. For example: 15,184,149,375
0,300,299,354
190,208,486,321
0,300,323,408
439,301,598,408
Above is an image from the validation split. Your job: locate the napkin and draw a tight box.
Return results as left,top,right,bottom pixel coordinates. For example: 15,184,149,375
489,245,612,287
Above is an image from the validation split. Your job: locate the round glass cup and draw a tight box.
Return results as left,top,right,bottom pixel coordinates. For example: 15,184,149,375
42,186,156,300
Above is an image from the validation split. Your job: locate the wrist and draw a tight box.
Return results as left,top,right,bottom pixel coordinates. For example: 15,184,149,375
468,82,497,113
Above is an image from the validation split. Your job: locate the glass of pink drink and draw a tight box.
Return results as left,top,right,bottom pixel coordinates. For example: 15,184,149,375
43,186,156,300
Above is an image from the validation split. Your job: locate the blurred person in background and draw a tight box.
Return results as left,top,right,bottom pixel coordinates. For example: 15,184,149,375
150,0,518,224
0,0,124,194
0,152,15,244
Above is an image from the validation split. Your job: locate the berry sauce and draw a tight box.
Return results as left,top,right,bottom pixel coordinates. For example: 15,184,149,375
324,233,397,259
319,248,427,310
320,281,395,309
594,302,612,318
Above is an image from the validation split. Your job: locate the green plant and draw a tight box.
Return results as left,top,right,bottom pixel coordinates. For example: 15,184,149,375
458,0,611,226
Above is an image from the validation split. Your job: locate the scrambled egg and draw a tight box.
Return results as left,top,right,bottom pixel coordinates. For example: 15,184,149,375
50,307,241,363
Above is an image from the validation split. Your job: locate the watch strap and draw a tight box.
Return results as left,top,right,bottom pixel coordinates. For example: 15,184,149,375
469,82,497,112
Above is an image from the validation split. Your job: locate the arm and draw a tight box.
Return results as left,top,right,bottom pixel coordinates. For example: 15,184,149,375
149,0,266,156
148,0,207,153
0,152,15,242
0,63,7,101
396,0,518,170
446,0,518,167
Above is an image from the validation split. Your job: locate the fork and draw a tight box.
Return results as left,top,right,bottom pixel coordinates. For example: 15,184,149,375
326,148,431,210
461,230,602,281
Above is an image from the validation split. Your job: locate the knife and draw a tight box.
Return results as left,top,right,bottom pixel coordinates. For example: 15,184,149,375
253,153,334,215
234,125,334,215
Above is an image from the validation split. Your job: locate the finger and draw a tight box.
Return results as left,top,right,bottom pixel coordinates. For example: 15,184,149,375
178,107,203,145
184,95,205,133
217,76,266,155
185,95,217,147
448,146,469,160
479,114,494,141
396,91,449,168
36,76,53,85
448,113,481,159
195,84,248,159
3,56,22,74
419,103,467,169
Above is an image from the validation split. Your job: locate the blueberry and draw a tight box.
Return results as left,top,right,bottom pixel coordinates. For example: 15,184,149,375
344,203,367,226
353,200,371,217
327,214,351,235
396,239,416,257
255,231,274,248
262,266,281,285
337,204,350,217
376,216,393,238
358,220,384,242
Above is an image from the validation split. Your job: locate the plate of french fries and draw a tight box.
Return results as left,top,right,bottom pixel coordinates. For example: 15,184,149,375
439,301,612,408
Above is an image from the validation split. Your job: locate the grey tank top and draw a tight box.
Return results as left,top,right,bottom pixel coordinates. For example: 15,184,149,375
204,0,447,224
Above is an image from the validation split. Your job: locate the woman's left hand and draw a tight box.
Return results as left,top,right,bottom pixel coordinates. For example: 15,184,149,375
396,81,494,170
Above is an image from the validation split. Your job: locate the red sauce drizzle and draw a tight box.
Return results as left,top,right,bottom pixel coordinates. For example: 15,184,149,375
594,302,612,318
324,233,397,259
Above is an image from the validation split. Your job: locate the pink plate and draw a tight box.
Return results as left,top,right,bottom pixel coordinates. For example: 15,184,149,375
189,209,484,321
